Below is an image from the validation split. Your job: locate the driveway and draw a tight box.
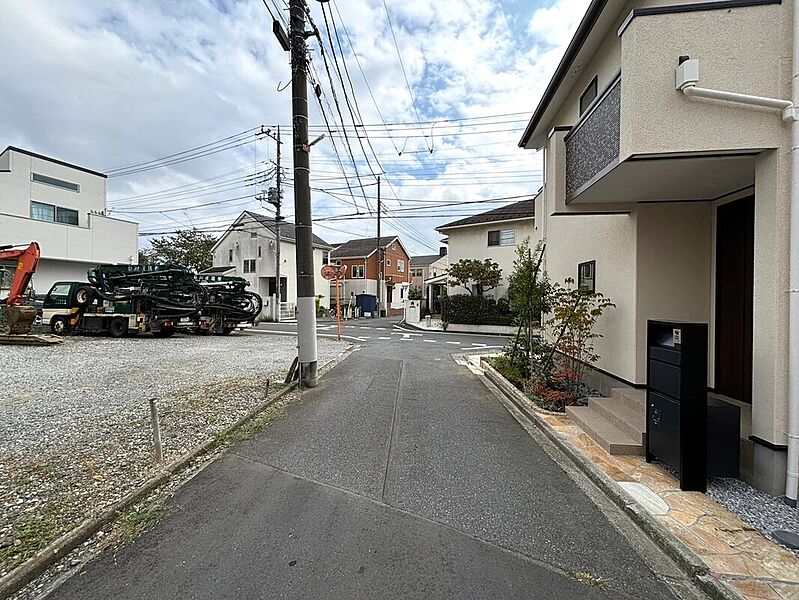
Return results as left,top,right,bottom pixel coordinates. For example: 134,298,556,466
47,326,701,599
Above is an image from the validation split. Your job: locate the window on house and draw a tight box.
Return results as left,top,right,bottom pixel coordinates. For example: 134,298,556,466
31,172,80,192
250,231,257,239
578,260,596,293
258,246,262,258
322,251,330,265
352,265,364,278
229,249,234,263
386,258,391,267
488,229,515,246
56,206,78,225
397,259,405,273
243,259,256,273
579,76,598,116
30,201,79,225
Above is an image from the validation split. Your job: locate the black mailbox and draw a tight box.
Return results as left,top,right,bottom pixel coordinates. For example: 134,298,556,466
646,320,708,492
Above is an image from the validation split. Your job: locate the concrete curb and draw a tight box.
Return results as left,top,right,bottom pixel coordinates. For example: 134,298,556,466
0,377,305,599
250,328,364,343
479,358,747,600
396,320,511,337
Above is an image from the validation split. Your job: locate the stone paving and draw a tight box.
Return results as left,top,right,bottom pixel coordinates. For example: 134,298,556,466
479,358,799,600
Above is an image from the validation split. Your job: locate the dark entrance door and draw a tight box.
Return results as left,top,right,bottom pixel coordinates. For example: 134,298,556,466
268,277,287,303
715,196,754,403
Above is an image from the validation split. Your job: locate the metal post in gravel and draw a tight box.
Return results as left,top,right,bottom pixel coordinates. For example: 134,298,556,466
149,399,163,463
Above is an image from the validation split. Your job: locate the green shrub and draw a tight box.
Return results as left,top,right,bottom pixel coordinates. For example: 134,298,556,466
442,294,513,326
488,355,524,389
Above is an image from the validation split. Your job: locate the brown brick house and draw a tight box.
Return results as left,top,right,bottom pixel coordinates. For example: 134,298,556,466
330,236,411,316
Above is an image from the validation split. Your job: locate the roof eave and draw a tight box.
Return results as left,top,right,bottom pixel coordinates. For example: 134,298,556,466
518,0,611,150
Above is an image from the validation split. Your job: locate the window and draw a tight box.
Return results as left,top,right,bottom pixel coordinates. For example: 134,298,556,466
31,172,79,192
397,259,405,273
352,265,364,278
30,201,54,222
579,76,598,116
250,231,257,239
30,201,79,225
578,260,596,293
488,229,515,246
386,258,391,267
56,206,78,225
258,246,262,258
243,259,256,273
322,251,330,265
228,249,234,263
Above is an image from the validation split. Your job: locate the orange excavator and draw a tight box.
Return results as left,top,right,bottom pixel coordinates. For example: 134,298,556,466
0,242,42,336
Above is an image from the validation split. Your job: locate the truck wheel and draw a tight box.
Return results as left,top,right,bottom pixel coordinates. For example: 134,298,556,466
74,286,94,306
51,317,69,336
109,317,128,338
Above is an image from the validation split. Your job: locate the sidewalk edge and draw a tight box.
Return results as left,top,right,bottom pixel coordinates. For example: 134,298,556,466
479,358,747,600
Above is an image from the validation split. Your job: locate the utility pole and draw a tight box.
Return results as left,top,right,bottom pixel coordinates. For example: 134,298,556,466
266,127,283,322
376,175,382,318
288,0,318,387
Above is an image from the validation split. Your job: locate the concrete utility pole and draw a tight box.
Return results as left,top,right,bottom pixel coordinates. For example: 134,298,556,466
376,175,381,317
266,126,283,322
289,0,318,387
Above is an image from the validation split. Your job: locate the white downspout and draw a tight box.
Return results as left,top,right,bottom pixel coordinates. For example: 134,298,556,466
675,49,799,504
785,0,799,506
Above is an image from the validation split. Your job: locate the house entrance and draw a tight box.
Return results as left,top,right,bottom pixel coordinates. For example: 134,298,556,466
267,277,287,303
715,196,754,403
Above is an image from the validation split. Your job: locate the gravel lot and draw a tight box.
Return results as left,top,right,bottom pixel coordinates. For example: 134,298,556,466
0,332,348,578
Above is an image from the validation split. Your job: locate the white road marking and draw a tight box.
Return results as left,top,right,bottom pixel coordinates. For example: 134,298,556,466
461,345,505,351
378,336,391,340
359,326,372,329
423,339,436,343
446,341,460,345
400,337,413,341
376,327,387,330
360,336,371,339
473,343,488,347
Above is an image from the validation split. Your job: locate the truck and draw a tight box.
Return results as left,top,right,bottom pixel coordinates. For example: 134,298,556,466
41,264,262,337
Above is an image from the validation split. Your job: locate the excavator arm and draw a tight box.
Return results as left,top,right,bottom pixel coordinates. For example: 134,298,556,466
0,242,40,305
0,242,41,335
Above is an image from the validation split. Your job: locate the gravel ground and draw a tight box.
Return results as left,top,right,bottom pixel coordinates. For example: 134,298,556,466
0,333,348,578
707,477,799,555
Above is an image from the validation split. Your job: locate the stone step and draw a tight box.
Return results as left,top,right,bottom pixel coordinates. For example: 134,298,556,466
565,405,644,456
611,387,646,411
588,397,646,445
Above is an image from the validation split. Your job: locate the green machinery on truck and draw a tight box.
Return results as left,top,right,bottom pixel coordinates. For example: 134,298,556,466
42,265,262,337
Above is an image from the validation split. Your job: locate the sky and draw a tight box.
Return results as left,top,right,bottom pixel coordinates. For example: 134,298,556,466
0,0,590,256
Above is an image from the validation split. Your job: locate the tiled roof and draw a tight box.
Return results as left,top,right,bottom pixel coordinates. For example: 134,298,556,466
436,199,534,230
330,236,399,258
243,211,331,248
410,254,444,267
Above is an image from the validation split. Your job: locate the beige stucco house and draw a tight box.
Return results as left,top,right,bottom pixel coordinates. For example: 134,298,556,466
410,250,448,312
436,199,537,299
519,0,795,497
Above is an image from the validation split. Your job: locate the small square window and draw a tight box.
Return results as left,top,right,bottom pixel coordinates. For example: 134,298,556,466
487,230,500,246
56,206,78,225
397,259,405,273
386,258,391,267
499,229,515,246
250,231,257,239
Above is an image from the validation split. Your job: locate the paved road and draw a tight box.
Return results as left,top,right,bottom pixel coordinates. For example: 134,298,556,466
49,322,700,600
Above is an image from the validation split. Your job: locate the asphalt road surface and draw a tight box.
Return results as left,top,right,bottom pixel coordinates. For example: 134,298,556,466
48,319,703,600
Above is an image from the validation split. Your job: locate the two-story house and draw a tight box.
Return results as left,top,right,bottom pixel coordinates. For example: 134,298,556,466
410,249,448,313
330,235,411,316
210,211,332,320
436,198,537,298
518,0,795,498
0,146,138,294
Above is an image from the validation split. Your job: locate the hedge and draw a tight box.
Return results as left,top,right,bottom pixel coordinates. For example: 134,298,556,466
442,294,513,326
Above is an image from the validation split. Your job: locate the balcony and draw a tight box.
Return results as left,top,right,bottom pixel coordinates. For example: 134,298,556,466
565,72,621,200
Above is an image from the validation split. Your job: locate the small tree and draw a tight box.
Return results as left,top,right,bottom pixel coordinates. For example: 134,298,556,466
139,228,216,272
448,258,502,296
506,239,551,378
408,286,423,301
543,277,615,399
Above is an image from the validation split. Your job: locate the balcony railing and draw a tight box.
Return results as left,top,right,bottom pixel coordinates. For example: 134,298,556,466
565,72,621,199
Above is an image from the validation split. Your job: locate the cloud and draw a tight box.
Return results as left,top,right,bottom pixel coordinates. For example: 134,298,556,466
0,0,589,254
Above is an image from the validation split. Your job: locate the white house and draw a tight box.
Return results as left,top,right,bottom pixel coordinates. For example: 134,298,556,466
0,146,138,295
210,210,332,320
436,198,537,298
518,0,794,497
